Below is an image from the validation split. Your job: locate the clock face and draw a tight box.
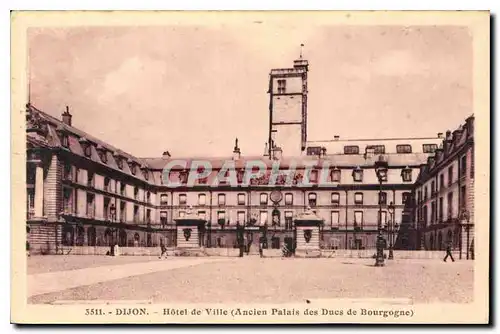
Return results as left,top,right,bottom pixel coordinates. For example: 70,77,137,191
270,190,283,204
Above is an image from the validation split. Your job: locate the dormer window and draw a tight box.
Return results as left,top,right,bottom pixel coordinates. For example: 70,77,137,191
57,128,69,148
141,165,149,180
401,167,412,182
97,147,107,164
79,138,92,157
130,163,137,175
352,168,363,182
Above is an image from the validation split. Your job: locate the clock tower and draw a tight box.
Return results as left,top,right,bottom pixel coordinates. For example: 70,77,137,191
267,49,309,157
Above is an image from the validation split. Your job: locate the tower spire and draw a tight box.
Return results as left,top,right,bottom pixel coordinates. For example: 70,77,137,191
300,43,304,59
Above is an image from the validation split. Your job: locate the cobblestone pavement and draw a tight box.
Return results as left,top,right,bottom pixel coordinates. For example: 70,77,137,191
28,256,474,305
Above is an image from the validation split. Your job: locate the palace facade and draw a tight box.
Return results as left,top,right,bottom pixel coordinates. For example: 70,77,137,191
25,56,472,256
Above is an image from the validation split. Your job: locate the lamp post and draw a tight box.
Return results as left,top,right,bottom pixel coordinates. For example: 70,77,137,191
374,155,388,267
388,201,395,260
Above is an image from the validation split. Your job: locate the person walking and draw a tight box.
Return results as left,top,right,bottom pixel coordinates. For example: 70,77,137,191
259,237,264,258
443,240,455,262
159,243,168,259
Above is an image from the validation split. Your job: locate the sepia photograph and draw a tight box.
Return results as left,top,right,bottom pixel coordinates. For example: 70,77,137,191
10,10,490,324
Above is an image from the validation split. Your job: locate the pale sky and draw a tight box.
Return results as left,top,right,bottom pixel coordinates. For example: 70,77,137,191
28,23,472,158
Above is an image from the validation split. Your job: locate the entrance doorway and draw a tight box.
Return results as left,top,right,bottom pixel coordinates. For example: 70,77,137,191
284,237,295,254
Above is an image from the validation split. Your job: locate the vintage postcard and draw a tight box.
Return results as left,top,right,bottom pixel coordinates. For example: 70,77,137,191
11,11,490,324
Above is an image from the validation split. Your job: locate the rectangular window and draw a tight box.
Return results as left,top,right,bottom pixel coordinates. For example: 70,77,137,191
439,197,444,222
331,211,340,230
354,192,363,205
424,187,428,201
259,211,268,225
146,209,151,223
423,144,438,153
331,169,341,182
134,187,139,200
431,201,436,223
331,192,340,205
308,193,317,207
237,193,245,205
310,170,319,183
285,211,293,230
63,164,72,181
431,181,436,196
218,194,226,205
379,211,387,225
198,194,206,206
396,144,412,154
217,211,225,221
120,202,126,222
198,211,206,220
352,169,363,182
367,145,385,154
285,193,293,205
160,211,168,226
448,166,453,186
460,155,467,178
440,174,445,190
237,211,246,224
354,211,363,230
86,193,95,218
447,192,453,220
160,194,168,205
306,146,322,156
179,194,187,205
277,79,286,94
133,205,139,223
120,183,126,196
344,145,359,155
179,211,186,218
378,192,387,205
460,186,466,209
87,172,94,187
260,193,268,205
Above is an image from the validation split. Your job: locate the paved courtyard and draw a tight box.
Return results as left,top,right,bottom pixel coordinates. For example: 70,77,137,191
27,255,474,304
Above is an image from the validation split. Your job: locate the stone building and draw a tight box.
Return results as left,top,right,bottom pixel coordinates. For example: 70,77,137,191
25,56,463,255
413,116,475,259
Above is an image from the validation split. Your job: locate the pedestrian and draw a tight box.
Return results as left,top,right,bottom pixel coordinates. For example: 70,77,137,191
259,237,264,258
159,243,168,259
443,240,455,262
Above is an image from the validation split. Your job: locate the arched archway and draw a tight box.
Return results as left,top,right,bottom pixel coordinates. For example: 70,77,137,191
62,225,74,246
438,231,443,251
75,225,85,246
119,229,127,247
87,226,96,246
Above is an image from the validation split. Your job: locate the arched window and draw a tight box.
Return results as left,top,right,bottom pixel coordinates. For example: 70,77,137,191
308,193,317,207
75,225,85,246
87,227,96,246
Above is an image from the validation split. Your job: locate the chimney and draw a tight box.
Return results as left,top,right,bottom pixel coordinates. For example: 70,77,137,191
445,130,452,141
233,138,241,160
435,148,443,162
437,132,444,139
263,142,269,157
62,106,72,126
465,115,474,137
334,135,340,141
427,156,435,166
162,151,171,159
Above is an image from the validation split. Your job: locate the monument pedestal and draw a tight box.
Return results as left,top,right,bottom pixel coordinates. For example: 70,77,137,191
175,208,207,256
294,208,322,258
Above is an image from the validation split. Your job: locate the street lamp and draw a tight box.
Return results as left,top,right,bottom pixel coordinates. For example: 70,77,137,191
374,155,388,267
388,201,395,260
